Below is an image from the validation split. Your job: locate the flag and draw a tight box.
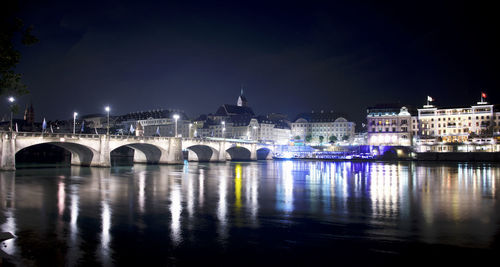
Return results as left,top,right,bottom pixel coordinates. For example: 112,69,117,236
129,124,135,134
482,92,487,99
427,96,434,102
81,120,85,132
156,126,160,136
15,123,18,132
42,118,47,132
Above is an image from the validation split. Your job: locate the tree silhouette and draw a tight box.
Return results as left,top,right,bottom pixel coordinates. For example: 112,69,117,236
1,0,38,99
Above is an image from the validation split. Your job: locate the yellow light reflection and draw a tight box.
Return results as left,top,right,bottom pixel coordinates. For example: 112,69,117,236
235,164,242,209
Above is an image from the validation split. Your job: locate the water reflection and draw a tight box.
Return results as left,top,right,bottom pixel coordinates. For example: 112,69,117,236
0,172,16,255
1,161,499,265
170,176,182,245
217,167,228,242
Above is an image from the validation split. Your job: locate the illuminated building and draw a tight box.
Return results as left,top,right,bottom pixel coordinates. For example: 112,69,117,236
118,109,191,137
367,97,500,152
194,91,291,143
366,104,414,146
291,110,355,143
415,98,500,152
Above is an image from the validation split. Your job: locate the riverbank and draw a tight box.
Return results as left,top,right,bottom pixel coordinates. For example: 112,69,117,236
274,152,500,162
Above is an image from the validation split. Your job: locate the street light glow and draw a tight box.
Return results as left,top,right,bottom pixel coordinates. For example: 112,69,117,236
8,96,15,103
105,106,110,112
173,114,180,137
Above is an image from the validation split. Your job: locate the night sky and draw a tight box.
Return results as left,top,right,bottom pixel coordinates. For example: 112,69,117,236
5,0,500,124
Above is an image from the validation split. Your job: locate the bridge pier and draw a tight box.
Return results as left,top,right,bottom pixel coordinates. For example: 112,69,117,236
163,138,183,164
215,141,227,162
90,135,111,167
250,144,257,161
0,134,16,171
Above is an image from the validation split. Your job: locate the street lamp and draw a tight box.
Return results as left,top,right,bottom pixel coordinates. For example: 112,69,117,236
8,97,14,133
73,112,78,135
173,114,180,137
105,106,110,135
221,121,225,139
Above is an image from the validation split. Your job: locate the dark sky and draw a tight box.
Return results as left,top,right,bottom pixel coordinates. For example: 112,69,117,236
5,0,500,124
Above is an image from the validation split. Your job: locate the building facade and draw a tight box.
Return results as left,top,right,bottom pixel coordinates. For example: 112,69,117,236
291,110,355,144
366,105,414,146
414,100,500,152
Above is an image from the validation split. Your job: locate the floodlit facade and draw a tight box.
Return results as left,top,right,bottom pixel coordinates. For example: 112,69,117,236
366,105,414,146
414,100,500,152
117,109,190,137
291,110,355,143
417,102,499,142
366,98,500,152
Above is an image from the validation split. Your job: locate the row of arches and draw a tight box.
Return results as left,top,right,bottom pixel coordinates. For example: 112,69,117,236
185,145,272,161
14,142,273,167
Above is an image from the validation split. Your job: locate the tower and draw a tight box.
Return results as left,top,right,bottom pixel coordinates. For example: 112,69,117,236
135,122,144,137
237,88,248,107
24,103,35,125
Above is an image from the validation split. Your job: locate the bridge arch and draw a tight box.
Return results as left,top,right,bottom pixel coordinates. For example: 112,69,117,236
111,143,165,164
185,145,220,162
226,146,252,161
257,147,273,160
15,141,97,166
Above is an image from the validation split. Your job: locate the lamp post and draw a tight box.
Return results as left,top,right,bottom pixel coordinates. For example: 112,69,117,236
105,106,110,135
221,121,225,139
8,96,14,133
73,112,78,135
173,114,180,137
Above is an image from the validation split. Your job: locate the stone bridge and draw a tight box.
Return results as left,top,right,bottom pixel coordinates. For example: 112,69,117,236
0,132,274,170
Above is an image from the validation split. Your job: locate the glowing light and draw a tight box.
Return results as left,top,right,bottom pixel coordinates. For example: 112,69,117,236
170,181,182,245
235,164,242,209
138,172,145,213
218,172,228,241
101,200,111,257
58,180,65,215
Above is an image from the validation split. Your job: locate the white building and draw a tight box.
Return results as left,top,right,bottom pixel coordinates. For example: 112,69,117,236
366,105,414,146
366,96,500,151
291,110,355,144
117,109,191,137
414,98,500,152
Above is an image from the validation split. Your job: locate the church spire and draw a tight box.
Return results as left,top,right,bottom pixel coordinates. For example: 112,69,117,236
237,86,248,107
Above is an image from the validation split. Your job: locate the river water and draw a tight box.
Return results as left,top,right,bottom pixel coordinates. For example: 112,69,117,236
1,160,499,266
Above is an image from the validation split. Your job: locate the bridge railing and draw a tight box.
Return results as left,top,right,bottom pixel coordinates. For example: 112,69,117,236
109,135,171,141
2,131,273,145
5,131,102,139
